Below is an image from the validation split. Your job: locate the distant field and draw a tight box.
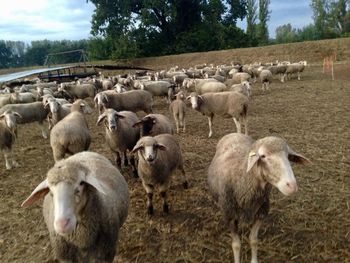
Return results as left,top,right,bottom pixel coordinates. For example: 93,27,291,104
0,39,349,262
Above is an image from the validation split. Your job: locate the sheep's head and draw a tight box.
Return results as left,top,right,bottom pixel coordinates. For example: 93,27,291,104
246,137,310,196
21,161,109,236
132,115,156,136
71,99,93,114
186,92,202,110
97,109,125,132
0,110,21,137
131,136,166,164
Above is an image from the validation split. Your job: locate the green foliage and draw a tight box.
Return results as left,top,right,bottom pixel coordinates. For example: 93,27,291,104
257,0,270,44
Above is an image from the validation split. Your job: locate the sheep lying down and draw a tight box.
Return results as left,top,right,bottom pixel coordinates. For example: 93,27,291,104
22,151,130,263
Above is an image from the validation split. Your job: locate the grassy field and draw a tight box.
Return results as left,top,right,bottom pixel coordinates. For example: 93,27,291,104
0,39,349,262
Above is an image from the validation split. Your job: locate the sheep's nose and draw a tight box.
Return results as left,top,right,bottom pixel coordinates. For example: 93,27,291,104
110,125,116,131
56,218,70,232
146,156,155,162
286,181,298,193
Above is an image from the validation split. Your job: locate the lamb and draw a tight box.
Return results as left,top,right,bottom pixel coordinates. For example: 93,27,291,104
132,113,174,137
131,134,188,214
94,90,153,115
0,102,50,139
59,83,95,99
259,69,273,91
0,110,21,169
187,92,249,138
50,99,92,162
97,109,140,177
21,151,130,262
169,91,186,133
207,133,310,263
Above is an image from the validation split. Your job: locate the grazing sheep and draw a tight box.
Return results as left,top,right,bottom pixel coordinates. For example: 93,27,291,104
169,91,186,133
208,133,310,263
133,113,174,137
259,69,273,91
21,151,129,263
97,109,140,177
0,111,21,169
284,62,306,81
94,90,153,115
50,99,92,162
0,102,50,139
131,134,188,214
267,64,287,82
187,92,249,138
59,83,95,99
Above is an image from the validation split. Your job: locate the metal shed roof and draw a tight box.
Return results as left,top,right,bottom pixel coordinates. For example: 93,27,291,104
0,66,75,83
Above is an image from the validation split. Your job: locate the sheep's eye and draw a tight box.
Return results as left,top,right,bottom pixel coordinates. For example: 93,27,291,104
260,155,266,159
79,181,84,186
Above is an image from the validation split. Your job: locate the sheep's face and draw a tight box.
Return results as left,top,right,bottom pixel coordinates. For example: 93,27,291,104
47,100,60,113
187,93,201,109
247,138,309,196
97,109,125,132
132,137,166,164
1,111,20,131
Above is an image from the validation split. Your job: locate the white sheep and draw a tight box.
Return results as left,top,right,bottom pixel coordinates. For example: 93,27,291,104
131,134,188,214
97,109,140,177
0,110,21,169
208,133,310,263
187,91,249,138
228,81,252,98
50,99,92,162
169,91,186,133
21,151,130,262
259,69,273,91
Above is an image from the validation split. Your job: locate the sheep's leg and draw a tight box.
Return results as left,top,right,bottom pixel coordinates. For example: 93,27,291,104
142,182,154,215
208,115,214,138
130,155,138,178
230,220,241,263
115,152,122,170
52,145,65,162
182,119,186,133
159,182,170,213
297,72,301,80
280,73,285,83
39,122,48,139
249,220,262,263
123,151,128,167
174,115,180,134
233,118,242,133
179,165,189,189
3,149,13,170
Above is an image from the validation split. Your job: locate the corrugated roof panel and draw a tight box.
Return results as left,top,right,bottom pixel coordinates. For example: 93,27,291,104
0,66,75,83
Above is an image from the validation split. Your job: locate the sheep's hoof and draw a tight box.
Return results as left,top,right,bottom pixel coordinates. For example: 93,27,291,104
163,203,169,213
5,165,12,170
147,205,154,215
183,181,189,189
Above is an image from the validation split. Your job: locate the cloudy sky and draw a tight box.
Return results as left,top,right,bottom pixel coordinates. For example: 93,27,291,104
0,0,314,42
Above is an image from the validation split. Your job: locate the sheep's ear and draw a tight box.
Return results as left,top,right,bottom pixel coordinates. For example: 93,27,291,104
84,173,108,195
96,113,107,126
186,96,191,100
156,143,167,151
288,147,311,165
115,113,125,119
13,112,22,119
21,179,49,207
246,151,260,173
131,144,144,154
132,120,142,128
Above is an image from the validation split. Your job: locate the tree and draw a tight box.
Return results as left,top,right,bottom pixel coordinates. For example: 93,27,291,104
224,0,247,25
257,0,270,44
0,41,12,69
275,24,298,43
246,0,258,45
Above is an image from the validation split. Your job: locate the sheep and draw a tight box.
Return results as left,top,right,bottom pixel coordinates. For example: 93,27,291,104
94,90,153,115
21,151,130,262
258,69,273,91
0,93,21,108
132,113,174,137
50,99,92,162
228,81,252,98
284,62,306,81
195,81,227,95
169,91,186,133
207,133,310,263
267,64,287,82
0,102,50,139
139,80,174,103
131,134,188,214
183,78,218,92
12,92,37,103
114,83,128,93
97,109,140,177
0,110,21,169
187,92,249,138
59,83,95,99
227,72,251,86
45,98,74,129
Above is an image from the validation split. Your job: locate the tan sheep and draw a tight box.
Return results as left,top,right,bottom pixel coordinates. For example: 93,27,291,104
22,151,129,262
169,91,186,133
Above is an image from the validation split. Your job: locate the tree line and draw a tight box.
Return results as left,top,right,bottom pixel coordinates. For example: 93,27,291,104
0,0,349,70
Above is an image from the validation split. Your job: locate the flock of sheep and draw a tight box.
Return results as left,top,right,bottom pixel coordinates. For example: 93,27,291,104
0,60,309,263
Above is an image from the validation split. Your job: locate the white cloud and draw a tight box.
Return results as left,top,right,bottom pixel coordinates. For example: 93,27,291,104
0,0,95,41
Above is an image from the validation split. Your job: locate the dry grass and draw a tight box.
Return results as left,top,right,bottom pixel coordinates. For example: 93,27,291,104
0,43,350,263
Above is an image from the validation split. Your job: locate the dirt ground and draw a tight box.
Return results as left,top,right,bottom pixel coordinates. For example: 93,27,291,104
0,61,349,263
